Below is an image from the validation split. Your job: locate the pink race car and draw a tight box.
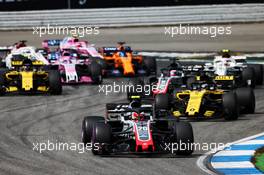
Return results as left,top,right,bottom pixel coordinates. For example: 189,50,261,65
42,36,103,59
52,49,103,84
42,37,105,84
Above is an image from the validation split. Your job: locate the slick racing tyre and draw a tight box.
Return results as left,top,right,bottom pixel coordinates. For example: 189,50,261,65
250,64,263,85
49,70,62,95
143,57,156,75
0,68,7,95
92,123,112,155
92,57,107,70
223,92,239,120
172,121,194,155
235,88,255,114
155,94,170,111
82,116,104,144
242,67,256,88
90,62,103,84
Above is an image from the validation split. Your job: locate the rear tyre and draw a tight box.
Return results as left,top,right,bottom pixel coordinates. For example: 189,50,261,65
155,94,170,111
235,88,255,114
172,121,194,155
0,69,7,95
92,123,112,155
90,62,102,84
92,57,107,70
49,70,62,95
82,116,105,145
251,64,263,85
223,92,239,120
242,67,256,88
143,57,156,75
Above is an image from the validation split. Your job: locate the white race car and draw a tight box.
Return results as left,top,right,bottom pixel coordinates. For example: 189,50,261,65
5,46,49,69
204,55,263,87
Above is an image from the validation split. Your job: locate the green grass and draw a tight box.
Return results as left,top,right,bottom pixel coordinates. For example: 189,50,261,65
252,147,264,173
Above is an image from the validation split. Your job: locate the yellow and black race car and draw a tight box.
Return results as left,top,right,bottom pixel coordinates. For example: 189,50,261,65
154,82,255,120
0,56,62,95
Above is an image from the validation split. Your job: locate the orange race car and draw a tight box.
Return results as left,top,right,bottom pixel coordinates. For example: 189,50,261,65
99,42,156,76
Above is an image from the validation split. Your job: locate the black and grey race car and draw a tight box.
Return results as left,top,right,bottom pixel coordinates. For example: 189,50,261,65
81,97,194,155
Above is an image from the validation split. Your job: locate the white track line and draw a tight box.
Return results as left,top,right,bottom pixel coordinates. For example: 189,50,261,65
213,150,255,156
235,140,264,145
211,161,255,169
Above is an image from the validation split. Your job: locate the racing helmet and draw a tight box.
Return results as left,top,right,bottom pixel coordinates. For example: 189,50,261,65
72,34,79,42
22,58,33,71
16,41,27,49
117,42,126,51
221,49,231,58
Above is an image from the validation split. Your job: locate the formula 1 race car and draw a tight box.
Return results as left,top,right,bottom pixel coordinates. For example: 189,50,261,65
0,55,62,95
4,46,49,69
125,60,208,101
204,50,263,88
155,82,255,120
52,49,103,84
81,98,194,155
99,42,156,77
42,36,104,61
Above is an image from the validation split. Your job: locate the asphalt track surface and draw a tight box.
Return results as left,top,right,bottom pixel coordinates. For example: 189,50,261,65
0,24,263,175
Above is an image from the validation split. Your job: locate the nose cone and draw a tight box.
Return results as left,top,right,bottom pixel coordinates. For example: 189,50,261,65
122,59,135,76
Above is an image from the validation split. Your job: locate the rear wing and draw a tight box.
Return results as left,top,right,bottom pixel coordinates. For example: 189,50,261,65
11,55,45,67
106,103,153,120
42,39,61,48
101,46,132,56
11,60,45,67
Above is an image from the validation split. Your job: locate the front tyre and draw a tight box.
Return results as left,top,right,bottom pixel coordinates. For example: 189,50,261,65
92,123,112,155
49,70,62,95
242,67,256,88
90,62,103,84
143,57,156,75
172,121,194,155
155,94,170,111
235,88,255,114
82,116,105,145
223,92,239,120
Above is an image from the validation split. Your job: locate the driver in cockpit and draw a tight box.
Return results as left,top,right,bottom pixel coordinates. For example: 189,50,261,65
117,42,127,57
221,49,231,58
127,99,144,120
